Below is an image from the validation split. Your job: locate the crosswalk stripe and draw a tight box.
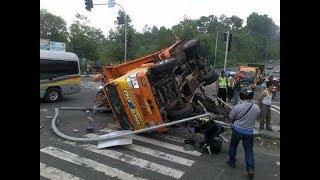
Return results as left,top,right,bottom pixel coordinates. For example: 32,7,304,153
40,162,82,180
100,128,202,157
271,107,280,114
40,146,146,180
86,133,195,167
63,141,185,179
271,104,280,110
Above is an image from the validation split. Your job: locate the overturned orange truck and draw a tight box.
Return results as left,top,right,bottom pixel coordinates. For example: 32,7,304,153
93,38,221,132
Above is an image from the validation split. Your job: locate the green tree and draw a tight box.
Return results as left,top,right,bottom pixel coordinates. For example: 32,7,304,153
68,14,106,62
246,12,279,39
229,16,243,30
40,9,68,42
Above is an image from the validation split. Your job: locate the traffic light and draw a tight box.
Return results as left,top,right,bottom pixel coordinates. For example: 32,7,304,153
85,0,93,11
127,34,132,48
228,34,232,51
117,16,125,25
224,32,228,42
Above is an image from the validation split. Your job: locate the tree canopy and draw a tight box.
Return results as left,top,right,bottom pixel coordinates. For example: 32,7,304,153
40,9,280,68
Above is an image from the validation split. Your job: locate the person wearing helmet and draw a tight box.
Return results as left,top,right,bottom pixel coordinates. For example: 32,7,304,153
226,88,261,179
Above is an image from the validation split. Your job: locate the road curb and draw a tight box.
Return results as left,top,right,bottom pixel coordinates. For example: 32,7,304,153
255,131,280,140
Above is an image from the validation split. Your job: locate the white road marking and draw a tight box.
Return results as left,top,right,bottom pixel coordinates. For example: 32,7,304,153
271,107,280,114
271,104,280,110
40,162,82,180
85,133,195,167
63,141,184,179
40,146,145,180
100,128,202,156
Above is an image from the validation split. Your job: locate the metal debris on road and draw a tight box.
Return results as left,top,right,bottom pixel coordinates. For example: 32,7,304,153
273,141,277,145
87,116,94,122
86,127,95,133
40,125,43,129
275,161,280,166
73,129,79,133
46,115,53,119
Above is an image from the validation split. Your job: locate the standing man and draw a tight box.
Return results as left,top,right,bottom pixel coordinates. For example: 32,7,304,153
226,88,261,179
258,82,274,131
216,70,228,105
227,72,235,103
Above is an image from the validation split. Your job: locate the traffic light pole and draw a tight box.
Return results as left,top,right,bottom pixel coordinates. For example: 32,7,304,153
224,31,229,71
93,2,127,62
114,3,127,62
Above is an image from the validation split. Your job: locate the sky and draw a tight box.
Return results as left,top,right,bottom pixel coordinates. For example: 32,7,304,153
40,0,280,36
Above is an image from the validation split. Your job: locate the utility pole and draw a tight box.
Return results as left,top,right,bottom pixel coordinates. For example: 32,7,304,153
224,31,229,71
213,31,218,68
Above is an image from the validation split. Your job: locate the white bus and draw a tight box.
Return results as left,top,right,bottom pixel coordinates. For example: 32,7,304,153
40,50,81,102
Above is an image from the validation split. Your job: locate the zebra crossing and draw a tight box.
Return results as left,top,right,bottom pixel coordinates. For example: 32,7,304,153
40,127,202,180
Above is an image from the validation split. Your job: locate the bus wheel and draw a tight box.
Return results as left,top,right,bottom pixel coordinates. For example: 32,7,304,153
45,87,62,103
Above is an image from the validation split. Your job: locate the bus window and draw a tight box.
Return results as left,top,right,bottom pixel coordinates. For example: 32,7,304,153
40,59,79,80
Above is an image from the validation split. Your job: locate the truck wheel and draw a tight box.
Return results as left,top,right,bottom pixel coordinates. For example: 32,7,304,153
150,58,178,76
202,69,219,86
44,87,62,103
167,103,194,120
183,38,200,53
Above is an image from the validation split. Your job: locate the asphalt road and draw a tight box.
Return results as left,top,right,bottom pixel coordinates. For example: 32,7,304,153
40,77,280,180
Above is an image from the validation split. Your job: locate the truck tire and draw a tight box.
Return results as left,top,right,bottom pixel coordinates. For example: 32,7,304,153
167,103,194,120
202,69,219,86
150,58,178,76
183,38,200,53
44,87,62,103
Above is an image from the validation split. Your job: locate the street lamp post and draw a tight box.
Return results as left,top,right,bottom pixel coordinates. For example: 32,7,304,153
113,3,127,62
223,31,230,71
